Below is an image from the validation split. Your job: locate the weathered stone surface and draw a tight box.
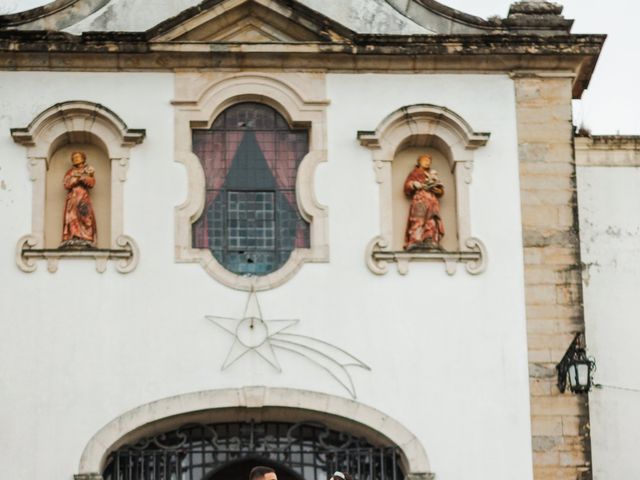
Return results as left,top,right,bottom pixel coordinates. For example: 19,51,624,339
74,474,103,480
520,174,574,190
523,229,579,249
504,1,573,36
510,2,564,16
529,363,556,379
520,161,575,175
576,135,640,167
0,28,606,99
532,415,564,436
0,0,110,30
533,435,563,451
515,76,591,479
530,396,588,416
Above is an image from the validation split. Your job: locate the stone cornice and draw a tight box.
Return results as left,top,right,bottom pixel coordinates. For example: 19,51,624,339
0,32,605,98
577,135,640,148
0,31,606,55
576,135,640,167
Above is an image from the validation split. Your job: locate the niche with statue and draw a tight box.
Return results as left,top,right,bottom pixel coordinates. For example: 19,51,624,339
358,104,490,275
11,101,145,273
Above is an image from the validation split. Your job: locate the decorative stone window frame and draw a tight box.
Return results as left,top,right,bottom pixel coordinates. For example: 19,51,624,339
173,72,329,291
11,101,145,273
358,104,490,276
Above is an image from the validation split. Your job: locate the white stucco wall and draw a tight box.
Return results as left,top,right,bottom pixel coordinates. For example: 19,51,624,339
0,71,531,480
577,165,640,479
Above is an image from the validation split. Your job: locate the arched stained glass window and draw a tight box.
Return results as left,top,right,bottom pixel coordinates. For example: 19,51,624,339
192,102,310,275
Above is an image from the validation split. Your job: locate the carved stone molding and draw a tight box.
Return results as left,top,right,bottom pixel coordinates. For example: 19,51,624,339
366,236,487,276
74,474,103,480
173,72,329,291
406,474,436,480
11,101,145,274
77,387,433,478
358,104,489,276
17,235,139,274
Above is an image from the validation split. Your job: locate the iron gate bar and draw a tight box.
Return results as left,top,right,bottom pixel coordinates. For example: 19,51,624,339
103,421,403,480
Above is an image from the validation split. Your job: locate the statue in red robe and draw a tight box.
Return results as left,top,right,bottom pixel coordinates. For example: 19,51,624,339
403,154,445,250
60,151,97,248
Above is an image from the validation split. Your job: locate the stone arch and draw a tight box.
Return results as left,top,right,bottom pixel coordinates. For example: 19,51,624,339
173,72,329,291
76,387,433,479
11,100,145,273
358,104,490,276
11,100,145,161
358,104,489,169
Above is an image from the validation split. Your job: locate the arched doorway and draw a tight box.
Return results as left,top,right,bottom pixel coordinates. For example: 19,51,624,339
102,421,403,480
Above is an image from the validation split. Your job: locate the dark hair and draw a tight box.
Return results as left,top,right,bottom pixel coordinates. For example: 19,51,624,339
250,466,276,480
71,151,87,161
331,472,353,480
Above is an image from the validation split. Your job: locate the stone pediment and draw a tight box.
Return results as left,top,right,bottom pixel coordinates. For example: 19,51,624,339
148,0,355,43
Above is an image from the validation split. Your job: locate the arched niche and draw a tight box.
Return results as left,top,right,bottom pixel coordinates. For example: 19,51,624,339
173,72,329,291
74,387,435,480
358,104,490,276
11,101,145,273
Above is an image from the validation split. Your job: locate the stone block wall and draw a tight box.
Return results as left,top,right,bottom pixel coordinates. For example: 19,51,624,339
515,76,591,480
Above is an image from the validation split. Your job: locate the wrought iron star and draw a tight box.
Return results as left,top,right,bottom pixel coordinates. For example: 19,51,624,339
205,290,371,398
206,291,298,372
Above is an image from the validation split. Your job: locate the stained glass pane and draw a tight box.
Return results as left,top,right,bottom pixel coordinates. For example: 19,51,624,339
227,191,275,250
191,102,310,276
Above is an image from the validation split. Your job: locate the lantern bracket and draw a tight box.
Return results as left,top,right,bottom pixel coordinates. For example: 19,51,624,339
556,332,596,394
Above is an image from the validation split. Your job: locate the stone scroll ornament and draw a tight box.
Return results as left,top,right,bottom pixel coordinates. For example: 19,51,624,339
205,288,370,399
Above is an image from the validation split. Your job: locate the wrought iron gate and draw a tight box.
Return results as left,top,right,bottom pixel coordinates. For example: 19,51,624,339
103,421,403,480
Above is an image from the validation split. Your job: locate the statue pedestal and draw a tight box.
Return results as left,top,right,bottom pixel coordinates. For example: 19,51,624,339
17,235,139,274
366,236,487,276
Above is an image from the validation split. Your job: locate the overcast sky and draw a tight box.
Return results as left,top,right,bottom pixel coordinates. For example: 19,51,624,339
1,0,636,135
447,0,638,135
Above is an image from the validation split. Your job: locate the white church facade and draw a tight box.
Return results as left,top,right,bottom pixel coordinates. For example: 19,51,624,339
0,1,636,480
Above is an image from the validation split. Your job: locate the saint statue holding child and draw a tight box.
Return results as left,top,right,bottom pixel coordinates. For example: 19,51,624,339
403,154,445,250
60,151,97,248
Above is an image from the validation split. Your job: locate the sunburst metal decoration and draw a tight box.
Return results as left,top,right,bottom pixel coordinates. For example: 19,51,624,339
205,290,370,398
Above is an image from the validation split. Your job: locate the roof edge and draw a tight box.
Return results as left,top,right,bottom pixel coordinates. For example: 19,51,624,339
387,0,575,35
385,0,496,34
0,0,111,29
410,0,494,28
0,0,77,26
576,135,640,146
145,0,356,43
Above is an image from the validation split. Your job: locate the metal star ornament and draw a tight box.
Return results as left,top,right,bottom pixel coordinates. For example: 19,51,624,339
206,290,298,372
205,290,371,398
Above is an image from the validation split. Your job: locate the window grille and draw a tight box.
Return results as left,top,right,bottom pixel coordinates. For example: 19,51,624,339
192,103,310,275
103,421,403,480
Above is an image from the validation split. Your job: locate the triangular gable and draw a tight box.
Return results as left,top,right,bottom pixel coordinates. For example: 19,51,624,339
148,0,355,43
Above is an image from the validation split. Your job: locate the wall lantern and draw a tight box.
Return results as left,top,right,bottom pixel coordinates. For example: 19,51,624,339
556,333,596,394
